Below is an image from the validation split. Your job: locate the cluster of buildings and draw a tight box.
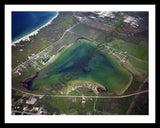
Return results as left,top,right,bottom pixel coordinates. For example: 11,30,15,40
12,62,26,75
40,54,55,65
12,51,55,76
64,82,98,95
89,11,140,29
28,53,39,60
12,53,38,76
123,15,139,28
12,95,47,115
112,51,127,63
95,11,115,18
26,96,39,104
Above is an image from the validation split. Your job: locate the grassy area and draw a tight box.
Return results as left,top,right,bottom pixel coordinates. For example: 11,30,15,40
130,93,148,115
61,16,73,28
12,65,38,89
95,96,134,114
72,23,109,43
110,20,124,32
123,75,142,95
131,46,148,61
72,23,148,62
68,87,96,96
11,32,81,95
32,39,132,95
12,12,77,68
108,39,148,61
139,41,148,47
128,57,148,73
39,96,95,115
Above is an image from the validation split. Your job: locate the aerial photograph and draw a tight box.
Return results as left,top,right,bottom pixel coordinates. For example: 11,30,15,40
11,10,149,115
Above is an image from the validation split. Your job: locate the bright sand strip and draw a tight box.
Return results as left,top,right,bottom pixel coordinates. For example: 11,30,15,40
12,12,59,46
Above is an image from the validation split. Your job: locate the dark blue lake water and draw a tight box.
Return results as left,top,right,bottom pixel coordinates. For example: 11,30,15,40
12,11,57,43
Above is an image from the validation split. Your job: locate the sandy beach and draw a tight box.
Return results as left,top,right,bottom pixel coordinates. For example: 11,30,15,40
12,12,59,46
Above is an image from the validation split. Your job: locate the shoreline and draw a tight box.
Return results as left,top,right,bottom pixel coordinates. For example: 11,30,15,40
12,12,59,46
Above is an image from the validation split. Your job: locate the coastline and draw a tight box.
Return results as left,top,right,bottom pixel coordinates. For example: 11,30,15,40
12,12,59,46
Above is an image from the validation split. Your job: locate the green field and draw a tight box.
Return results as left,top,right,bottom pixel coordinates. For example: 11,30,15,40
39,96,96,115
32,39,132,95
108,39,148,61
12,12,76,68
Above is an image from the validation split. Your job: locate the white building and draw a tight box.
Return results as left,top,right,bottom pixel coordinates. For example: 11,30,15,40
96,11,115,18
123,16,135,23
123,16,139,28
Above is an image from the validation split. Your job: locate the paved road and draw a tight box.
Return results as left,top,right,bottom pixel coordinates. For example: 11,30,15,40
12,88,45,97
12,22,79,73
58,23,79,41
12,21,149,100
12,88,148,99
69,30,148,64
49,90,148,99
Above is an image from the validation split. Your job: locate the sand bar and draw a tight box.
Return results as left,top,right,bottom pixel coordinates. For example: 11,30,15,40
12,12,59,46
